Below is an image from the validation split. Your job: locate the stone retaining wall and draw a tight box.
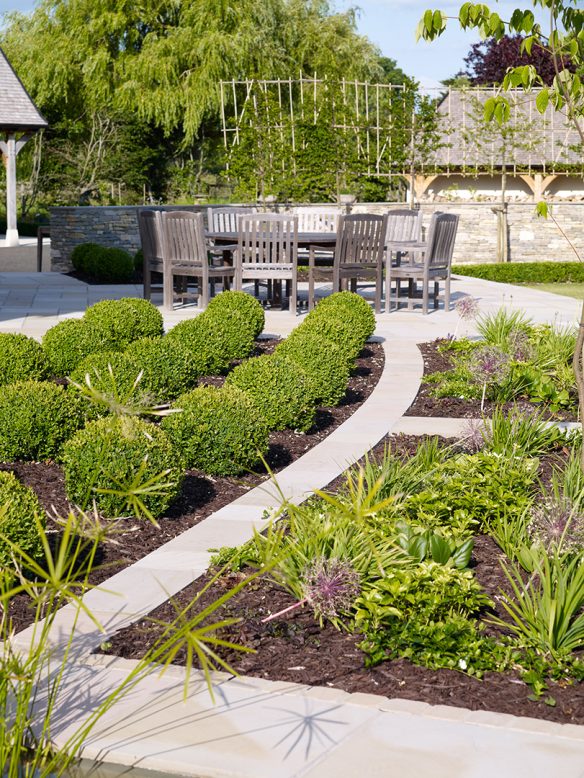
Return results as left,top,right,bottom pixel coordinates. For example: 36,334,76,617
50,202,584,272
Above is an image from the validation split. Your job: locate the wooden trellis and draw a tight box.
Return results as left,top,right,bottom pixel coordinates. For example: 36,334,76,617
219,77,584,180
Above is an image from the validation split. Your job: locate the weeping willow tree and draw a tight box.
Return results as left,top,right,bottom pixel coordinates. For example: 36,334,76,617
0,0,390,205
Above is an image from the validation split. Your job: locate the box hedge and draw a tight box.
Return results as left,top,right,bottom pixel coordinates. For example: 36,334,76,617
276,331,350,406
313,291,376,341
0,381,86,462
205,291,265,339
125,337,201,402
0,471,45,569
452,261,584,284
0,333,49,387
62,415,182,518
226,353,316,432
69,351,143,412
72,244,134,282
84,298,163,350
162,385,269,475
42,318,105,376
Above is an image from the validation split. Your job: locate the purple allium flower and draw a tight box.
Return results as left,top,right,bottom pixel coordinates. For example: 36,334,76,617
508,328,533,362
529,498,584,552
460,418,486,453
471,345,510,384
302,557,360,620
455,296,480,321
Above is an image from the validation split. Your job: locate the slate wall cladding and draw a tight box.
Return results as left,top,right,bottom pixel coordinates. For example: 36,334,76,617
50,202,584,272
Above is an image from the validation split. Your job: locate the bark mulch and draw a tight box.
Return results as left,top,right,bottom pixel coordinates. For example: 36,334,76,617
104,434,583,727
6,341,384,634
405,340,577,420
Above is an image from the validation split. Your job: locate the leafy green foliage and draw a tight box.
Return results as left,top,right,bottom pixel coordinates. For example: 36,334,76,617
313,291,376,343
42,318,106,376
71,244,134,282
395,521,474,568
62,415,182,519
165,312,255,375
0,472,45,569
453,261,584,284
70,242,102,273
484,406,567,458
205,291,265,339
276,330,350,406
69,351,143,416
0,333,48,387
226,353,316,432
83,298,163,350
162,385,269,476
0,381,86,462
124,336,201,402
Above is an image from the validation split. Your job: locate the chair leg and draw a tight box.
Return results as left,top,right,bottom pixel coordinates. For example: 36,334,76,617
163,269,174,311
200,275,209,309
143,263,151,300
434,280,439,309
422,281,429,315
444,274,451,311
408,279,414,310
374,267,382,314
308,250,315,311
290,274,297,315
385,267,392,313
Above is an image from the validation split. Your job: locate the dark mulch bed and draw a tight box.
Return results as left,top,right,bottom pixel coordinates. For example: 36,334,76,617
6,341,384,634
104,433,583,727
405,340,578,420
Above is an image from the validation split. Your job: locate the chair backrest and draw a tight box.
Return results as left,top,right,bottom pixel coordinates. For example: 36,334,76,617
335,214,388,266
162,211,207,267
237,214,298,267
293,206,340,232
207,206,257,233
138,209,164,265
385,208,423,243
425,212,459,270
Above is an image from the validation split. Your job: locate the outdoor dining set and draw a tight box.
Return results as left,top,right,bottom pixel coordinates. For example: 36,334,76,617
138,206,459,315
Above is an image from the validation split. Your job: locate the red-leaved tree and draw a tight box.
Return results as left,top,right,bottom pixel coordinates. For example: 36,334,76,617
464,34,574,86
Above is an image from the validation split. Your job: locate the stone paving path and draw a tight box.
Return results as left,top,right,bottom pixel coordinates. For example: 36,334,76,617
3,272,583,777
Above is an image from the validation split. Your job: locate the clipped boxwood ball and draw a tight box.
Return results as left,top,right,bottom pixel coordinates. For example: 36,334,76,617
0,471,45,569
162,385,269,476
276,330,350,406
42,318,105,376
206,291,265,339
166,313,255,375
84,298,163,350
71,242,102,273
0,381,86,462
86,247,134,282
0,333,48,387
300,311,364,365
69,351,144,416
62,415,182,519
125,337,201,402
315,291,376,342
226,353,316,432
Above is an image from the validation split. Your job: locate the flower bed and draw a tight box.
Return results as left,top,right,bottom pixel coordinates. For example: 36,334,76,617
104,419,584,726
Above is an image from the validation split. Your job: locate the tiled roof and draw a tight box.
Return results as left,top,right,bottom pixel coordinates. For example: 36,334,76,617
431,88,581,169
0,46,47,131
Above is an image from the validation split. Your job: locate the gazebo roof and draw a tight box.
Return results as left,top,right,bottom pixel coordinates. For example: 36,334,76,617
0,46,47,132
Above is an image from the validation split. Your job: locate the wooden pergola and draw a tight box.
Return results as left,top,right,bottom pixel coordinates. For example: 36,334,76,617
0,46,47,247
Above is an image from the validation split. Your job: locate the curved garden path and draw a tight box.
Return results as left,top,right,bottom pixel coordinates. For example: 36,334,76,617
1,272,583,777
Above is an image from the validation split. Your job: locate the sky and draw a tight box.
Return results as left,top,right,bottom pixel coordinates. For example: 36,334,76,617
0,0,547,89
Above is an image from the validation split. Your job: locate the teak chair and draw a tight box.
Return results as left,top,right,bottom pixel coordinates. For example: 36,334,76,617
234,214,299,313
138,209,164,302
308,213,387,312
207,206,257,233
387,212,459,314
161,211,235,311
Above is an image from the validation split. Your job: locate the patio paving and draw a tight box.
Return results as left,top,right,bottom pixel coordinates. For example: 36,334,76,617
3,271,583,776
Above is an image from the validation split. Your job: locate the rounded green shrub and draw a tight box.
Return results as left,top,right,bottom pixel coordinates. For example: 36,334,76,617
226,353,316,431
42,318,105,376
69,351,143,415
166,313,255,375
0,472,45,569
276,331,350,406
0,381,86,462
162,385,269,475
86,247,134,282
125,337,201,402
206,291,265,339
0,333,48,387
299,313,364,365
62,415,182,518
71,242,101,273
84,298,164,350
311,291,376,343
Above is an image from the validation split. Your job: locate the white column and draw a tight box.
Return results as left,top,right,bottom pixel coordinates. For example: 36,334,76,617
0,133,32,247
